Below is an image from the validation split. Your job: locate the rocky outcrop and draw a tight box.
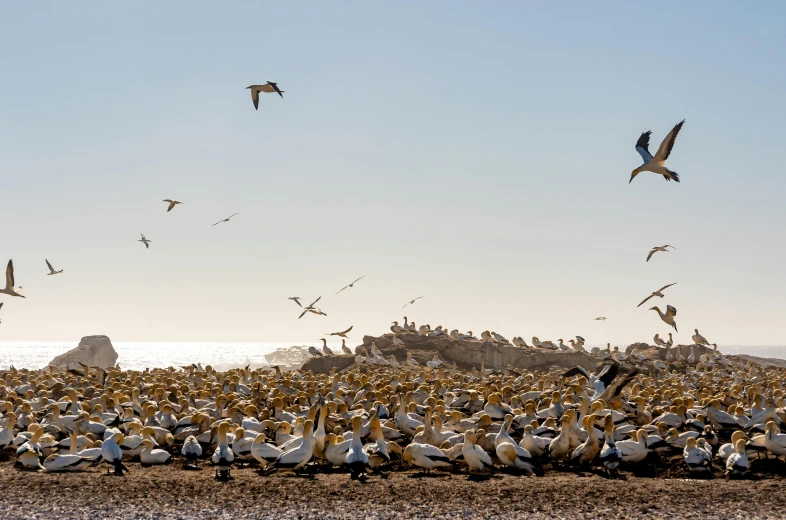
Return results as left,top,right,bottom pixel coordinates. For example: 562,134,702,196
301,355,356,374
49,335,118,369
264,346,314,371
361,334,599,371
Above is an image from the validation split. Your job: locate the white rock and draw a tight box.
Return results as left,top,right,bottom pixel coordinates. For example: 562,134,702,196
49,335,118,369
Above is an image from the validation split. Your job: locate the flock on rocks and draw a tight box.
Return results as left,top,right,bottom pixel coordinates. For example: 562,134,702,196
2,330,786,482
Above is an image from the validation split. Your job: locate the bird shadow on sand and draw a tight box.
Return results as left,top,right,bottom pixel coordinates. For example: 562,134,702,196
467,473,497,482
407,471,449,479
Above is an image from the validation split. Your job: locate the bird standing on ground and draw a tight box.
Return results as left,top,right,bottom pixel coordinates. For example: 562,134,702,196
336,276,366,295
647,245,676,262
138,234,151,249
637,282,678,307
630,120,685,183
45,259,63,276
1,260,25,298
402,296,425,309
212,213,240,226
162,199,183,212
246,82,284,109
320,339,334,356
341,339,352,355
692,329,709,346
650,305,678,332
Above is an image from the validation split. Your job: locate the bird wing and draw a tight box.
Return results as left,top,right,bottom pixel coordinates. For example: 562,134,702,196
352,275,366,284
45,259,54,273
290,298,303,308
144,241,149,249
635,131,653,164
0,302,4,310
228,213,239,219
308,296,321,307
576,336,586,342
251,89,259,110
597,362,620,388
166,201,176,212
562,366,590,380
666,305,677,318
268,81,283,98
258,84,275,93
637,294,655,308
654,120,685,162
212,220,223,226
403,296,425,307
658,282,678,292
646,248,657,262
6,260,15,289
335,285,350,295
341,326,353,335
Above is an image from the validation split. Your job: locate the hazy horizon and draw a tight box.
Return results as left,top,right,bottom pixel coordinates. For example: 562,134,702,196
2,2,785,346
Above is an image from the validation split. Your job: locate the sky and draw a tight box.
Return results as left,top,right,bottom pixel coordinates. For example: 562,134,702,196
1,2,785,346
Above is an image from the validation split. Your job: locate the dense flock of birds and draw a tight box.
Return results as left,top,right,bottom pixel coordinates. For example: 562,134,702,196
2,326,786,482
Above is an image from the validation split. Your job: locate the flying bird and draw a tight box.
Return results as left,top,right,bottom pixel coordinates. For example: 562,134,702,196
163,199,183,212
630,120,685,183
1,260,25,298
288,297,303,308
45,259,63,276
138,234,151,249
647,245,676,262
594,317,607,321
246,82,284,110
298,296,326,319
650,305,678,332
327,326,353,339
336,276,366,295
212,213,240,226
0,302,3,323
637,282,678,307
402,296,425,309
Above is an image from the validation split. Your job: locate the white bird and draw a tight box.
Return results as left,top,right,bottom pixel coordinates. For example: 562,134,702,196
336,276,366,295
637,282,678,307
102,432,128,475
462,430,494,473
250,434,282,468
692,329,709,346
726,439,749,477
267,419,315,474
212,213,240,227
298,296,324,319
162,199,183,212
45,259,63,276
403,443,452,472
402,296,425,309
140,439,171,465
246,82,283,110
345,416,369,479
630,120,685,183
650,305,678,332
138,234,151,249
327,326,353,339
653,334,667,347
211,422,234,480
683,437,711,473
1,260,25,298
181,435,203,468
646,245,676,262
320,338,334,356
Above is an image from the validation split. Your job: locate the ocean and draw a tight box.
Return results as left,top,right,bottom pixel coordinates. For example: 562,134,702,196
1,342,785,372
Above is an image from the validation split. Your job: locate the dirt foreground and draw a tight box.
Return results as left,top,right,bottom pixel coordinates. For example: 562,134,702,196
1,460,784,520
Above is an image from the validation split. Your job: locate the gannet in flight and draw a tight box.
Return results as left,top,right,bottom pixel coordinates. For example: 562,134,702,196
137,234,151,249
162,199,183,212
650,305,678,332
246,82,284,110
288,297,302,307
692,329,709,346
647,245,676,262
45,259,63,276
637,282,678,307
630,120,685,183
594,317,607,321
212,213,240,226
336,276,366,295
298,296,322,319
402,296,424,309
327,326,353,339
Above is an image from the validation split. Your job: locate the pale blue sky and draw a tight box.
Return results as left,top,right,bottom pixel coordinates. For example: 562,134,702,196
1,2,784,346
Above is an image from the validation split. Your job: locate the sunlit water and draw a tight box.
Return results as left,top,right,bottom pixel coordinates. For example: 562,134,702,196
0,342,310,371
0,342,784,372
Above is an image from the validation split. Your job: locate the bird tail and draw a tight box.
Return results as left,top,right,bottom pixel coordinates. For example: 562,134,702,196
665,169,680,182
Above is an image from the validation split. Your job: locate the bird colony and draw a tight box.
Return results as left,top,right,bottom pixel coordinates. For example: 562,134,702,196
2,332,786,482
